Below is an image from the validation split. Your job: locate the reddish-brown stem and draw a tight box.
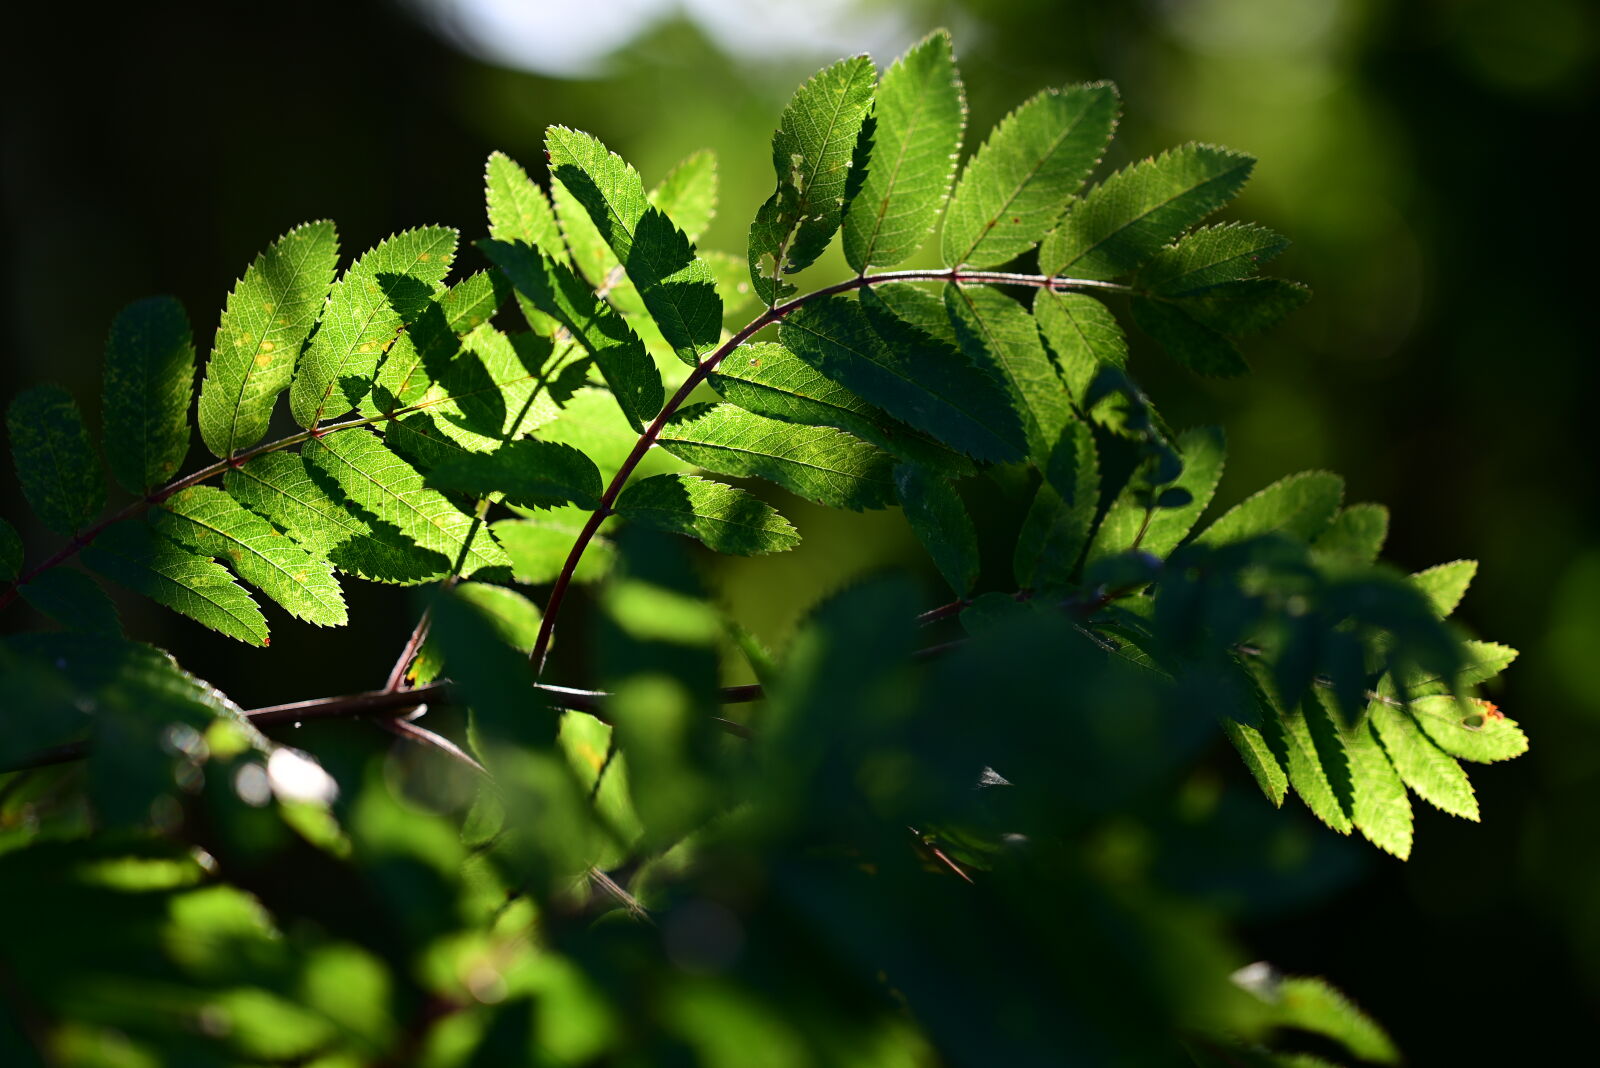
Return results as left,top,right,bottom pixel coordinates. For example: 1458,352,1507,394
528,267,1131,673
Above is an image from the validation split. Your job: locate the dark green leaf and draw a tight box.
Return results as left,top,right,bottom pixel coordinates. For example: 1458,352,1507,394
8,385,103,534
1137,222,1288,295
1130,296,1249,377
1195,470,1342,547
1312,504,1389,567
18,568,120,635
82,521,268,645
895,463,978,596
1086,425,1225,565
779,294,1026,464
941,83,1119,268
1032,289,1127,405
656,402,895,511
1040,144,1253,279
425,439,603,511
747,55,877,302
843,32,965,271
615,474,799,555
944,282,1073,460
1014,419,1100,589
1171,278,1311,336
102,297,195,493
198,221,339,457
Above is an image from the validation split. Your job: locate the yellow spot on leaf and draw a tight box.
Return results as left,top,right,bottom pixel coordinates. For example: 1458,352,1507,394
254,353,274,368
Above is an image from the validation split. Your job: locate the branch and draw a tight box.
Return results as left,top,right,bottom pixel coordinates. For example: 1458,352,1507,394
528,267,1131,673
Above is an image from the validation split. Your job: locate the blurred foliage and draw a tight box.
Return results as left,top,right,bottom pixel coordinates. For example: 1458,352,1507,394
2,0,1596,1062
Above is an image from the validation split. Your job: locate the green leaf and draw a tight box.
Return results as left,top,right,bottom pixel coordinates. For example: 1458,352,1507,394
1040,144,1254,279
1170,278,1311,336
1252,675,1351,835
1368,701,1478,821
1459,640,1518,685
747,55,877,302
656,402,895,511
1312,503,1389,566
1223,717,1288,807
290,227,458,428
944,282,1073,460
895,463,978,596
8,385,103,534
615,474,799,555
843,31,966,271
1137,222,1288,295
868,279,961,347
365,271,514,418
224,451,450,585
1407,696,1528,763
1033,290,1128,405
82,521,268,645
450,581,542,653
1086,425,1225,565
1195,470,1342,548
491,508,614,586
1411,560,1476,619
779,294,1026,464
1015,419,1100,589
485,151,566,259
1331,696,1413,858
0,517,20,581
478,238,663,430
1274,975,1400,1066
198,221,340,457
302,428,508,577
1130,296,1249,377
425,439,603,511
102,296,195,493
18,568,120,635
153,486,347,627
546,126,722,365
707,343,972,478
941,82,1119,269
649,150,718,243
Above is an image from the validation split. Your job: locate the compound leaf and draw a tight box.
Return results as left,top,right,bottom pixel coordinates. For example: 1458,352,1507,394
941,83,1119,269
82,521,268,646
153,485,347,627
1040,144,1254,279
779,294,1025,464
843,31,965,271
198,221,339,457
8,385,103,535
302,428,507,577
649,150,718,243
615,473,799,556
656,403,895,511
747,55,877,303
895,463,978,596
290,226,458,427
102,297,195,493
547,126,722,365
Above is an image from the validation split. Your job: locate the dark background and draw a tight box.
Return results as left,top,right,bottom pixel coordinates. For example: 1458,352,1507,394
3,0,1596,1058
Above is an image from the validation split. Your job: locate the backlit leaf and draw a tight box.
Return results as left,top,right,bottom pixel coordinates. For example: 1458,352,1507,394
83,521,268,645
615,474,799,556
102,297,195,493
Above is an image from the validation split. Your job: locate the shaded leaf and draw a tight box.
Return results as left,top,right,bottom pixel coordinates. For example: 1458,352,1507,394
942,83,1119,268
656,402,895,511
1033,289,1127,405
1130,296,1249,377
425,439,603,511
1224,717,1288,807
747,55,877,302
198,221,339,457
18,568,120,635
82,521,267,645
895,463,978,596
102,296,195,493
843,31,966,271
1137,222,1288,295
1195,470,1342,547
153,485,347,626
1015,419,1100,589
615,474,799,555
8,385,103,534
944,283,1073,460
1086,425,1225,565
491,508,614,586
1312,504,1389,567
779,293,1025,463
